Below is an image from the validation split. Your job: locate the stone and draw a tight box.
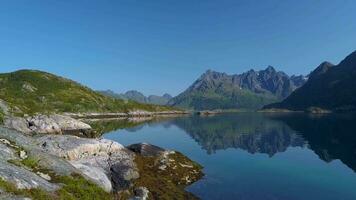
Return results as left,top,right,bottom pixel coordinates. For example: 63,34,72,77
49,114,91,133
3,114,92,135
36,135,124,160
22,83,37,92
127,143,165,157
36,135,139,191
0,161,59,191
3,117,32,134
127,110,152,116
0,127,81,177
129,187,149,200
19,150,27,159
0,143,17,161
27,115,62,134
69,161,112,192
36,172,51,181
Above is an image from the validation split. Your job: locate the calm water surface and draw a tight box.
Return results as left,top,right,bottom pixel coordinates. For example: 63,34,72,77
103,113,356,200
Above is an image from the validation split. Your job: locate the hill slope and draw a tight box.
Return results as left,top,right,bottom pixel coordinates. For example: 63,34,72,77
264,51,356,111
0,70,171,115
98,90,172,105
168,67,306,110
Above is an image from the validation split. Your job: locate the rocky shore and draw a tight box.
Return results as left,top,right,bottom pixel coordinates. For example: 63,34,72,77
65,110,191,119
0,114,203,199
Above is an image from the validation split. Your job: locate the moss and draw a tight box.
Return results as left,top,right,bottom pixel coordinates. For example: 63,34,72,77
21,157,39,169
131,151,204,200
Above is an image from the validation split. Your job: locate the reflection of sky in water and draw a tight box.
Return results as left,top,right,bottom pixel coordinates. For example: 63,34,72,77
104,113,356,200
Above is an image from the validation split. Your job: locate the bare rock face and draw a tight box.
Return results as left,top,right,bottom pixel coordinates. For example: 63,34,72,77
27,115,62,134
3,117,32,134
49,114,92,132
0,142,17,161
4,114,92,134
0,161,59,191
36,135,139,192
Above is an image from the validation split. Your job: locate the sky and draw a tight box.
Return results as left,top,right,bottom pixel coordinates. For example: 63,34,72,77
0,0,355,96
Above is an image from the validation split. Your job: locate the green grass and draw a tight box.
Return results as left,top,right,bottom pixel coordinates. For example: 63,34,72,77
55,174,112,200
0,69,173,116
21,157,40,169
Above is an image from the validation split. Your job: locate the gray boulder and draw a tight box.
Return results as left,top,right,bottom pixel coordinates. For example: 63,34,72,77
129,187,150,200
0,160,59,191
127,143,165,157
36,135,139,191
3,117,32,134
4,114,91,134
0,142,17,161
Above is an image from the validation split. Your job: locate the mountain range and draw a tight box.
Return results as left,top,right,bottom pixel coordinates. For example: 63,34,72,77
168,66,307,110
264,51,356,112
98,90,172,106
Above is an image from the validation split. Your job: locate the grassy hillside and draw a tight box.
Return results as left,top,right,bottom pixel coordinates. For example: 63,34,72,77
0,70,172,115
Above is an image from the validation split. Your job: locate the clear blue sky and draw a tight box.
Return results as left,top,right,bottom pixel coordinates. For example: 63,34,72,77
0,0,355,96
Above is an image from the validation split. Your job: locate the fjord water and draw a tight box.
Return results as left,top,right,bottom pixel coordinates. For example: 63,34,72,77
103,113,356,200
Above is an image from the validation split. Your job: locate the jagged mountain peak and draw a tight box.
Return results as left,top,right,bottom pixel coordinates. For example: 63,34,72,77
265,65,276,72
169,67,306,110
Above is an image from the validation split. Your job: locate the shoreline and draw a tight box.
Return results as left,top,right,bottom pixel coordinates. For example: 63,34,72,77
0,112,204,199
64,110,191,119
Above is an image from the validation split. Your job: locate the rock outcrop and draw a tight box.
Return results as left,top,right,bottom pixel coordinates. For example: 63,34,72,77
0,161,59,191
4,114,91,134
36,135,139,192
127,143,166,157
0,126,203,199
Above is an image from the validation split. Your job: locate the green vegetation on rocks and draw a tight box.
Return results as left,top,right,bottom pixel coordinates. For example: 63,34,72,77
0,173,113,200
2,155,113,200
129,152,203,200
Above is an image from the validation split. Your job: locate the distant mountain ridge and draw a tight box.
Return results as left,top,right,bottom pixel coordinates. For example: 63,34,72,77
99,90,172,105
168,66,306,110
264,51,356,112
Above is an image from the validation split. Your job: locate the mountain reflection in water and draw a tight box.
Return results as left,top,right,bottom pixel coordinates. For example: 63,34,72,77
103,112,356,200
